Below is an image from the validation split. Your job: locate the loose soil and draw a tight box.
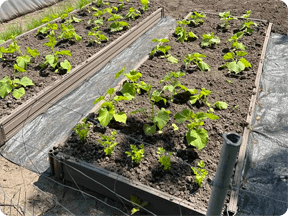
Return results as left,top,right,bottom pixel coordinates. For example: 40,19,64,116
0,1,159,119
56,13,266,213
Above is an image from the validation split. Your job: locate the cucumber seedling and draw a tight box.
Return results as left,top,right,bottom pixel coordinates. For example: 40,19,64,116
96,0,110,7
35,23,58,37
189,11,206,26
126,7,141,20
191,160,208,187
228,31,246,51
201,32,220,47
220,50,251,74
174,109,218,150
219,11,237,30
88,30,108,44
108,12,129,32
240,10,257,35
174,20,197,42
150,38,178,63
130,195,148,215
125,144,145,164
140,0,150,12
118,0,129,10
98,131,118,156
157,147,173,170
183,53,210,71
60,7,83,24
58,24,82,41
73,118,91,142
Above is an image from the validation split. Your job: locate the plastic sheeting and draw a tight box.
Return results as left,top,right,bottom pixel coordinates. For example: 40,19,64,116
0,0,60,21
0,16,177,173
237,33,288,215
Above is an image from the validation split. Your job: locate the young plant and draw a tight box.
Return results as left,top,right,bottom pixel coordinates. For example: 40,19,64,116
183,53,210,71
140,0,149,12
88,16,104,27
35,23,58,36
126,7,141,20
228,31,246,51
174,109,218,150
125,144,145,164
72,118,91,142
201,32,220,47
160,71,197,101
0,76,34,99
191,160,208,187
174,20,197,42
42,35,72,73
189,88,212,107
108,13,129,32
130,195,148,215
58,24,82,41
157,147,173,170
96,0,109,7
88,30,108,44
150,38,178,64
219,11,237,30
214,101,229,109
240,10,257,34
189,12,206,26
60,6,75,21
98,131,118,156
93,87,130,127
220,50,251,74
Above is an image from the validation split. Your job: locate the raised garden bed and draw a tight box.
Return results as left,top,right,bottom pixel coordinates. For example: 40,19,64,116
0,1,163,145
49,10,271,215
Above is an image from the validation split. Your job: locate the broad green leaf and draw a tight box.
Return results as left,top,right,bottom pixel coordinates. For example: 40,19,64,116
166,54,178,64
215,101,228,109
193,53,206,58
174,109,191,124
73,17,83,23
55,50,71,56
107,88,115,95
205,113,219,120
115,66,125,79
74,33,82,41
197,61,210,71
60,60,72,72
188,31,198,38
121,82,136,97
16,55,30,69
201,39,210,47
153,108,171,130
12,87,25,99
172,123,179,131
189,95,199,104
236,51,247,57
42,17,50,23
27,47,40,58
143,124,156,135
151,90,166,104
19,77,34,87
186,128,208,150
239,57,251,68
47,23,58,30
125,70,142,82
113,112,127,124
119,21,129,27
0,82,13,98
223,52,234,60
14,64,26,72
44,35,57,48
113,95,130,101
98,108,113,127
45,54,57,68
236,61,245,73
227,61,237,72
131,207,139,215
163,85,174,93
94,96,105,104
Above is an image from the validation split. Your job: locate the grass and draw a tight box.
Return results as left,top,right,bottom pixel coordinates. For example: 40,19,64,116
0,0,95,42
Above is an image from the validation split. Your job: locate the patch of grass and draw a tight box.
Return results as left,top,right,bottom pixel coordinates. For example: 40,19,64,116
0,23,23,41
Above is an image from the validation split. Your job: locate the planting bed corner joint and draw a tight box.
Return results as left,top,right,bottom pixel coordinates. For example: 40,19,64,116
0,7,164,146
0,124,6,146
227,22,273,214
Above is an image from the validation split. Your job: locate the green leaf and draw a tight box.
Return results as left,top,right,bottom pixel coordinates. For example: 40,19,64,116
236,61,245,73
223,52,234,60
153,108,170,130
45,54,57,68
166,54,178,64
42,17,50,23
60,60,72,72
125,70,142,82
227,61,237,72
27,47,40,58
12,87,25,99
239,57,251,68
0,80,13,98
197,61,210,71
19,77,34,87
72,16,83,23
93,96,105,104
186,128,208,150
236,51,247,57
107,88,115,95
143,124,156,135
16,55,30,69
188,31,198,38
163,85,174,93
98,108,113,127
215,101,228,109
172,123,179,131
115,66,125,79
47,23,58,30
55,50,72,56
121,82,136,97
14,64,26,72
189,95,199,104
205,113,219,120
113,112,127,124
174,109,191,124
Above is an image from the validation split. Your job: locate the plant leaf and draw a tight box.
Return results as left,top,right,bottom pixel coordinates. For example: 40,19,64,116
186,128,208,150
60,60,72,72
19,77,34,87
223,52,234,60
239,57,251,68
98,108,113,127
153,108,170,130
143,124,156,135
12,87,25,99
215,101,228,109
174,109,191,124
115,66,125,79
113,112,127,124
27,47,40,58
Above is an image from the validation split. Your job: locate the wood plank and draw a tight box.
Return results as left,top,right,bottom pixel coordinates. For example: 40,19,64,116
228,22,273,213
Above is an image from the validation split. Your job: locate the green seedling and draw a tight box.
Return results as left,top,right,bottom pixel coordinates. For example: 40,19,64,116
214,101,229,109
220,51,251,74
126,7,141,20
96,0,109,7
92,8,104,18
93,86,130,127
42,35,72,73
157,147,173,170
88,30,108,44
0,76,34,99
226,79,234,83
174,20,197,42
201,32,220,47
108,12,129,32
130,195,148,215
240,10,257,34
183,53,210,71
189,11,206,26
228,31,246,50
60,6,74,21
219,11,237,29
160,71,197,101
125,144,145,163
189,88,214,112
174,109,218,150
35,23,58,36
73,118,91,142
150,38,178,63
191,160,208,187
58,24,82,41
88,17,104,29
98,131,118,156
140,0,149,12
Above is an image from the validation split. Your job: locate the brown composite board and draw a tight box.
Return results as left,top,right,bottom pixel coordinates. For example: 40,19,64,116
228,22,273,213
0,8,163,145
51,152,205,216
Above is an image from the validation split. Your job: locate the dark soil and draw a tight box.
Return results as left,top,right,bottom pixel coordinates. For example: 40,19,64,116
56,13,266,213
0,1,159,118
